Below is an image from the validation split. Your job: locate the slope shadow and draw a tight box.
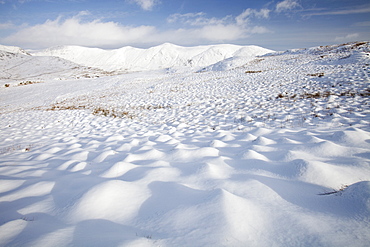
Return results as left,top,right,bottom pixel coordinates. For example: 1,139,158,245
231,173,367,218
72,219,154,246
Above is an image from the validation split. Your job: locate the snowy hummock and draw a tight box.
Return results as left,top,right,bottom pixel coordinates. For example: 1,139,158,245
0,41,370,246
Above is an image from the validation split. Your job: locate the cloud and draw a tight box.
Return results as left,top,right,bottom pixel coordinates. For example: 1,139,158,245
128,0,159,11
275,0,300,13
167,12,231,26
235,8,270,26
0,22,15,30
1,13,156,49
334,33,359,42
304,5,370,16
165,9,271,45
1,8,274,49
354,21,370,27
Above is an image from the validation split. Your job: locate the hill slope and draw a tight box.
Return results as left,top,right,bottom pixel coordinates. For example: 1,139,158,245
0,47,112,86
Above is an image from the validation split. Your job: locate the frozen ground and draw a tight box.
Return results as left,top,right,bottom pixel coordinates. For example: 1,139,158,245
0,42,370,246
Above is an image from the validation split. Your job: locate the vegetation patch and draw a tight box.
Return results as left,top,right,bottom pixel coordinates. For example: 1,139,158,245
307,72,324,77
92,107,135,119
302,91,332,99
3,81,44,88
19,81,43,86
277,88,370,100
47,104,87,111
138,104,172,110
318,185,349,195
245,70,263,74
0,144,34,155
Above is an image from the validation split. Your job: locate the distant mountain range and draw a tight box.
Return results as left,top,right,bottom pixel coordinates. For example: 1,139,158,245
31,43,273,72
2,42,369,85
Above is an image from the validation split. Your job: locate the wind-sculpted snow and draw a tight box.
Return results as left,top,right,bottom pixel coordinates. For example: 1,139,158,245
0,42,370,246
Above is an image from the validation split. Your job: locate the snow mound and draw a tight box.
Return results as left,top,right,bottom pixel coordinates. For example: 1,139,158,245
68,180,150,224
341,181,370,211
32,43,273,72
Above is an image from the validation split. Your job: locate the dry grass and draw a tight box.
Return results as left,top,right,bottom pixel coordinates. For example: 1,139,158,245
3,81,44,88
92,107,135,119
277,88,370,100
318,185,349,195
0,144,33,155
245,70,263,74
307,72,324,77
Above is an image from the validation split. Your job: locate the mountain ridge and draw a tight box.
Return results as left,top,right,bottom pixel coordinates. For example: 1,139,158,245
30,43,273,72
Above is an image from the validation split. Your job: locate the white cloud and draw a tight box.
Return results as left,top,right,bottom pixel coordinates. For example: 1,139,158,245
249,26,271,34
354,21,370,27
0,22,15,29
1,13,156,49
305,6,370,16
334,33,360,42
197,24,246,41
128,0,159,11
165,9,271,45
276,0,300,13
235,8,270,26
167,12,231,26
1,9,273,49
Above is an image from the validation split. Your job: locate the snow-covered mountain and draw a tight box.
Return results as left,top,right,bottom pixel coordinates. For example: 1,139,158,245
0,43,272,85
32,43,273,72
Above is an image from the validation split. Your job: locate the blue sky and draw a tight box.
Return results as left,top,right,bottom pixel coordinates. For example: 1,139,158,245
0,0,369,50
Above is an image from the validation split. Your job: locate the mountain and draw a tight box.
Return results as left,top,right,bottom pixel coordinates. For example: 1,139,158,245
1,42,272,86
32,43,273,72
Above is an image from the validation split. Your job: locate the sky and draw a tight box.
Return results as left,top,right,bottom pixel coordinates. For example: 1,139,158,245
0,0,369,50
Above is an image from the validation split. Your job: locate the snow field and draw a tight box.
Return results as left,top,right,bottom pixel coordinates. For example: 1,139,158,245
1,109,370,246
0,41,370,246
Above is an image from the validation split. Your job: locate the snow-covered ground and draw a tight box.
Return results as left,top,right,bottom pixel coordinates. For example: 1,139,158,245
0,41,370,246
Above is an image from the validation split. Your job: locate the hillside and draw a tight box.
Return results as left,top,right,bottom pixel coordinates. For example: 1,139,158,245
32,43,273,72
0,48,112,87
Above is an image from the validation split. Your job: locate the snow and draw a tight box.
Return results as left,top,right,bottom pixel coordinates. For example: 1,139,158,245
0,41,370,246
